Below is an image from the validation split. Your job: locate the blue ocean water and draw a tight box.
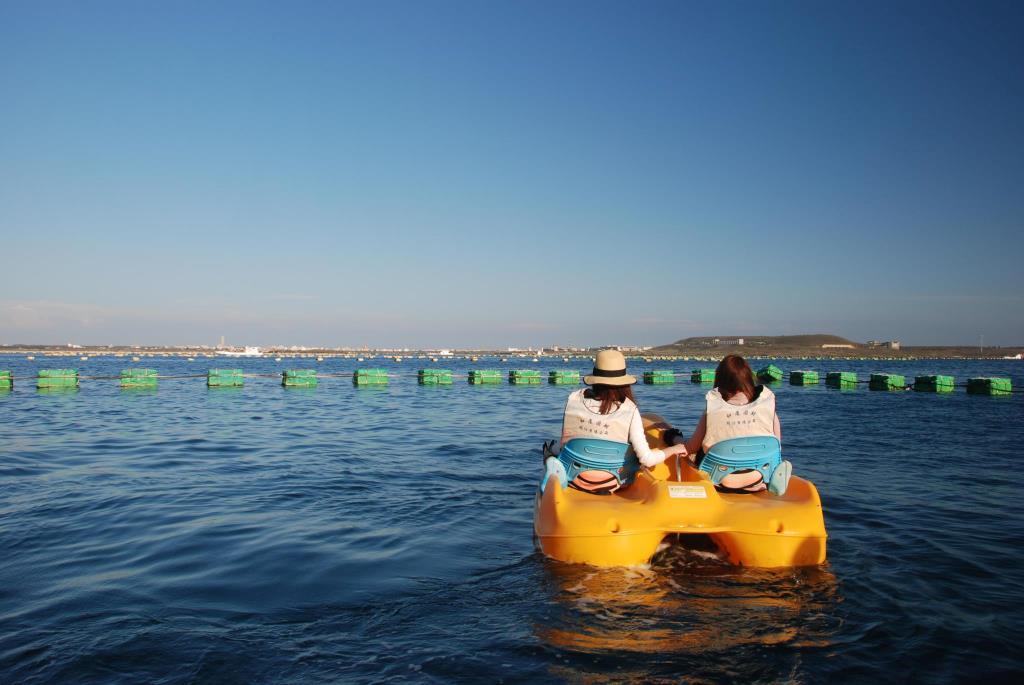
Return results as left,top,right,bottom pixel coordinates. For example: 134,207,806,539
1,355,1022,683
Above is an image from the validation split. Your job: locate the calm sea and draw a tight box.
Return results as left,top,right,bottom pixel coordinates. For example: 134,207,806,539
1,355,1022,683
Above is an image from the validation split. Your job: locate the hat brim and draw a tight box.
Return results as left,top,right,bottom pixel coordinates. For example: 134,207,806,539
584,374,636,386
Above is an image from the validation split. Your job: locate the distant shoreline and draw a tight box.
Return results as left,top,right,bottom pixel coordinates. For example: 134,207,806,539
0,343,1020,361
641,343,1021,361
646,334,1022,361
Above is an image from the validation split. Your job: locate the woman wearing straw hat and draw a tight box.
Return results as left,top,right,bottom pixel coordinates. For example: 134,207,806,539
547,350,688,494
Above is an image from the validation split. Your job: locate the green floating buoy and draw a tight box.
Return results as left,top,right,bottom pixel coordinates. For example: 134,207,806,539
691,368,715,384
208,369,244,387
967,377,1011,396
643,370,675,385
509,369,542,385
756,364,784,382
549,370,580,385
121,368,158,389
826,371,857,389
790,370,819,386
869,373,905,391
38,368,79,390
914,375,954,393
354,368,388,386
283,369,318,388
0,370,12,391
469,369,502,385
418,369,453,385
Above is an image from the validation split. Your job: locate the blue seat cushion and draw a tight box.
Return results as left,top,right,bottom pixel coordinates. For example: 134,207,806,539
556,438,639,492
701,436,782,487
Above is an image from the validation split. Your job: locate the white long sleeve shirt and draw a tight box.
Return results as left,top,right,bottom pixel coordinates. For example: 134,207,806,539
560,391,666,468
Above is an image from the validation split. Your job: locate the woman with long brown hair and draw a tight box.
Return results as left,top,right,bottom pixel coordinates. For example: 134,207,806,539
669,354,790,493
554,349,687,493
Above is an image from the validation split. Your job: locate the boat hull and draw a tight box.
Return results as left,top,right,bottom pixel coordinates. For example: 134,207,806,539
533,415,827,568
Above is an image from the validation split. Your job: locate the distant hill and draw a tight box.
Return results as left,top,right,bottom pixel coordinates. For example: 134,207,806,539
665,334,856,348
644,334,1021,358
649,334,861,355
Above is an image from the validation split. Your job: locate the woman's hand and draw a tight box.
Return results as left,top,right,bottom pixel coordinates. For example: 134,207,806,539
663,443,688,460
640,444,688,468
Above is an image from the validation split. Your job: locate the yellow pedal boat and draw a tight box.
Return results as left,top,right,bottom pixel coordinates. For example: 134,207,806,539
534,414,827,568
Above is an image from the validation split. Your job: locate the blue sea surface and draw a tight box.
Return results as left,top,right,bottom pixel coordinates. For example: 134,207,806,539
1,355,1023,683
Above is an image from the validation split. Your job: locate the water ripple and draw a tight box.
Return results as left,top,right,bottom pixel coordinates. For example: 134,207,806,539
1,356,1023,682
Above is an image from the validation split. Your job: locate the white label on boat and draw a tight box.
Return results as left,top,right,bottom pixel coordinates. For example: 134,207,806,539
668,485,707,499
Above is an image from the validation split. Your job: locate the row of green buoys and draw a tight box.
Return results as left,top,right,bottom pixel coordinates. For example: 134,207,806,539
752,365,1013,395
639,369,720,384
35,369,80,390
828,372,858,389
791,370,820,386
644,370,676,384
122,368,158,388
0,368,1014,396
509,369,543,385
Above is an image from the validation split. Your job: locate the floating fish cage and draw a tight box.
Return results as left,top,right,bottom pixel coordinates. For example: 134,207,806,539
468,370,502,385
3,364,1003,401
120,368,158,389
869,373,905,391
548,370,580,385
691,369,716,384
418,369,453,385
790,370,819,386
208,369,244,387
283,369,318,388
37,369,79,389
914,375,954,393
966,377,1011,396
509,369,542,385
756,364,784,382
643,370,676,385
354,369,389,386
825,371,857,389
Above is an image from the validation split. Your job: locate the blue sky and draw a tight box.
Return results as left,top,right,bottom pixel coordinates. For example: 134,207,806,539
2,0,1022,348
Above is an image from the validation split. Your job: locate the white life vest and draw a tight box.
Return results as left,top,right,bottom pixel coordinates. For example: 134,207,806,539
702,386,776,453
561,389,636,446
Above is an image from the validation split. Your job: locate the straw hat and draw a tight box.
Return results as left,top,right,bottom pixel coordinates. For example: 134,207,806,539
584,349,636,386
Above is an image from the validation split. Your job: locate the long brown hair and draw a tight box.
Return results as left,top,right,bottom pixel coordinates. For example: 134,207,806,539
715,354,756,402
587,384,637,414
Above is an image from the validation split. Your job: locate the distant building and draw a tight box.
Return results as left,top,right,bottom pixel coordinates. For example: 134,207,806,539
822,344,855,349
867,340,901,350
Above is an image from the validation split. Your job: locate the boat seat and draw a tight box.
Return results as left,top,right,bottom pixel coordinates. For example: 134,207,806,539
701,436,787,494
540,438,639,495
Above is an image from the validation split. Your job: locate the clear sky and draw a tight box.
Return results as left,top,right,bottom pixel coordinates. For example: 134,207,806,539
2,0,1022,348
